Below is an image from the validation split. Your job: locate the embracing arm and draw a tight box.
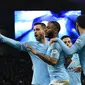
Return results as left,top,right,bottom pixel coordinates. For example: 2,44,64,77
26,45,57,65
54,38,84,55
36,53,57,66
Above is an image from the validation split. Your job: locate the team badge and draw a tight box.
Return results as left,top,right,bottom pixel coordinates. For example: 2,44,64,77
76,39,81,43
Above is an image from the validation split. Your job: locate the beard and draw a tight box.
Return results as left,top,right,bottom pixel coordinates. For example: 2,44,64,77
35,36,41,41
45,32,53,39
35,34,44,42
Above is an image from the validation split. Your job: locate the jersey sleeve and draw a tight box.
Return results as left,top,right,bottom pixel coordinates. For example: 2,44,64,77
56,35,85,55
46,43,60,60
0,34,28,52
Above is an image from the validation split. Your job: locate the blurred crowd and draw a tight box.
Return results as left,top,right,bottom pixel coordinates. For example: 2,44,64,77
0,55,33,85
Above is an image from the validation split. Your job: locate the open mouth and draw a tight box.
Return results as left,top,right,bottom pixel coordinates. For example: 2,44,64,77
35,35,38,38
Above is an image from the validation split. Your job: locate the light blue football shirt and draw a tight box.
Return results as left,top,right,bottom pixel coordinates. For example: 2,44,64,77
56,32,85,75
67,54,81,85
0,34,50,85
46,42,69,81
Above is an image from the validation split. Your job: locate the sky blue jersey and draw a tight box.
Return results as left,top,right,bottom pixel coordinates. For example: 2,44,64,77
0,34,50,85
46,42,69,81
67,54,81,70
56,33,85,75
67,54,81,85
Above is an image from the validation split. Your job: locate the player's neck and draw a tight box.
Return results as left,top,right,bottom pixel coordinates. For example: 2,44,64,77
80,28,85,35
40,37,47,44
50,33,58,40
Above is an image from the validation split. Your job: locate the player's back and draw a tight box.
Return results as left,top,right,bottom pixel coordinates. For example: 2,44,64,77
79,46,85,75
75,33,85,75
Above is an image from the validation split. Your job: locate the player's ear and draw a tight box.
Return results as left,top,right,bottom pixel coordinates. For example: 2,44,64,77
76,22,79,28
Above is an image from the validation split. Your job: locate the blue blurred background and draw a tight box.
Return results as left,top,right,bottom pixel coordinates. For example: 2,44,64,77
14,10,81,43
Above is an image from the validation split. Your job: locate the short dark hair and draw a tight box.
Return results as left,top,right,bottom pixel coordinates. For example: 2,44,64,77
61,35,71,40
76,15,85,28
34,22,46,29
49,21,61,32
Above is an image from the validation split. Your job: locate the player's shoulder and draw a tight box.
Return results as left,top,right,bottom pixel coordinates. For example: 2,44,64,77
23,41,37,45
79,33,85,39
51,42,62,51
76,33,85,43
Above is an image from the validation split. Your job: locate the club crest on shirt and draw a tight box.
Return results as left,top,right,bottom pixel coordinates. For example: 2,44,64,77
52,49,57,54
72,61,76,64
76,39,81,43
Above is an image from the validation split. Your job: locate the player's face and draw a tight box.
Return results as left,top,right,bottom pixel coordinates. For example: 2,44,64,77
34,25,45,41
45,22,54,38
62,37,72,47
